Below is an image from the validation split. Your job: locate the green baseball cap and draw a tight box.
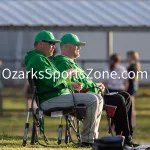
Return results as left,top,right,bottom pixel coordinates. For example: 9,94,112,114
60,33,86,46
34,30,60,43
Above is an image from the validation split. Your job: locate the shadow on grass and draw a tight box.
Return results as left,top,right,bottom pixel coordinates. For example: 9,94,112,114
0,134,76,148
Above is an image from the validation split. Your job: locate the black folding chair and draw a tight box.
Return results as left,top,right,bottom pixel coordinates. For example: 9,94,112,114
102,90,118,136
22,72,86,147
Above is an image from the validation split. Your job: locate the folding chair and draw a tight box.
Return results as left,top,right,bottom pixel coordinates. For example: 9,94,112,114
22,72,86,147
99,89,117,137
105,104,117,136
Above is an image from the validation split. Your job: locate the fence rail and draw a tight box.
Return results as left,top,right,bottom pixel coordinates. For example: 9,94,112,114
1,58,150,62
0,87,150,115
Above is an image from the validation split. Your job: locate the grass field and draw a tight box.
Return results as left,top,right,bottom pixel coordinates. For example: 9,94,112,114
0,87,150,149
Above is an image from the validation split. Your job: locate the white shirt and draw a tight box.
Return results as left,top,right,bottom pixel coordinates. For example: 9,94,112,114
105,64,128,90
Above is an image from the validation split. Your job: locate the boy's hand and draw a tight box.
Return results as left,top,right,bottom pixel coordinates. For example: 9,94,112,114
71,82,82,91
98,83,105,92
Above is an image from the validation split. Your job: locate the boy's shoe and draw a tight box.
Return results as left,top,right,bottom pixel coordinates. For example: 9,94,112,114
124,136,139,148
80,142,93,147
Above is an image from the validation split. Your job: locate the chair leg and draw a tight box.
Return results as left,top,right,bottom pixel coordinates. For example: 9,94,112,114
22,109,31,146
108,117,114,136
37,110,49,144
58,117,63,145
68,116,73,143
30,122,37,145
69,125,72,143
66,116,82,145
65,115,72,144
76,119,81,144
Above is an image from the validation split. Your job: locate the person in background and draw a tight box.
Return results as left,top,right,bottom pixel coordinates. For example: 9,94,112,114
126,51,141,128
106,53,129,93
21,62,36,110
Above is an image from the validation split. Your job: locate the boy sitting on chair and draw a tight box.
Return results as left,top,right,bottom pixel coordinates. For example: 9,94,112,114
52,33,138,148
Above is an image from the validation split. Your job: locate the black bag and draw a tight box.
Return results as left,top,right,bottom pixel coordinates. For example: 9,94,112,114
92,136,125,150
76,104,86,120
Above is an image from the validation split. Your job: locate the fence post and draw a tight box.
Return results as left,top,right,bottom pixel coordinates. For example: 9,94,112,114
0,89,2,116
107,31,113,60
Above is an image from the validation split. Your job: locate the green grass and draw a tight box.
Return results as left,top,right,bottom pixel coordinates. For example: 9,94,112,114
0,87,150,149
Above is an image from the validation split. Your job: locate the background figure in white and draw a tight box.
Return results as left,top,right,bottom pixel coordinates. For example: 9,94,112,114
105,53,129,93
126,51,141,128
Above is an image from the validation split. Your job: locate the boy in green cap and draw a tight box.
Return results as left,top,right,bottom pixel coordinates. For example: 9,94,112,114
24,30,103,146
52,33,138,148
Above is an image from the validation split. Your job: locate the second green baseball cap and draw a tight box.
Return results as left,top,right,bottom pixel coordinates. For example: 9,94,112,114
34,30,60,43
60,33,86,46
